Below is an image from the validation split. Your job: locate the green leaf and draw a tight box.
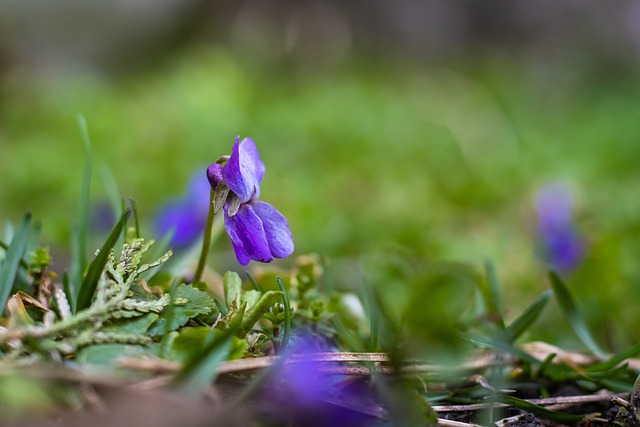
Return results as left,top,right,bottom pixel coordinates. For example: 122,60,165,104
240,290,283,336
169,327,247,363
0,214,32,315
76,209,132,312
139,232,174,281
277,276,291,351
159,331,178,359
76,343,151,365
62,272,74,313
223,271,242,309
0,239,29,271
101,313,159,335
70,114,93,306
172,327,236,393
147,284,213,336
99,165,121,228
226,301,247,331
586,341,640,373
240,289,261,309
460,332,540,365
503,290,551,343
482,260,505,329
548,270,605,358
631,374,640,409
129,198,141,239
487,395,593,424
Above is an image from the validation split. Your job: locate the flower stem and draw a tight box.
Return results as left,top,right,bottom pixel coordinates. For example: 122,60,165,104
193,188,216,284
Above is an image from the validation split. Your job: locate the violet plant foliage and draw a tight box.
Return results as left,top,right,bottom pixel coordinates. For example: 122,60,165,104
207,137,294,266
535,183,585,275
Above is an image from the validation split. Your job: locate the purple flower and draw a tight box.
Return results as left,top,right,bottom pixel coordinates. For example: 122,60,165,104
535,184,585,274
155,171,210,249
207,137,294,266
269,336,374,427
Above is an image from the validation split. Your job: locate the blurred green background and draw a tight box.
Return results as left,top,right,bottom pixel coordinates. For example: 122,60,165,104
1,1,640,349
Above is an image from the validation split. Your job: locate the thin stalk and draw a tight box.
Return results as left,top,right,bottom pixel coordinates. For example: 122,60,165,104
193,188,215,284
276,276,291,351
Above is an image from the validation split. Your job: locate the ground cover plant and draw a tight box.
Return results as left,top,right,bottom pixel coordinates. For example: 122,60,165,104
3,111,640,426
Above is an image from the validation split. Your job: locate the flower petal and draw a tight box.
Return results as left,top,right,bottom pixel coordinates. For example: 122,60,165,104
223,137,264,203
239,138,266,184
206,163,224,190
224,203,273,265
252,201,294,259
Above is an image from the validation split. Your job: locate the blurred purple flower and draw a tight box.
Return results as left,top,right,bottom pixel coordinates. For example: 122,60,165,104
535,184,585,274
155,171,210,249
270,336,373,427
207,137,294,266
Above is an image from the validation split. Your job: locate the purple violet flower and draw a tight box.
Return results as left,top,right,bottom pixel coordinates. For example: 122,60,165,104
270,336,373,427
155,172,210,249
207,137,294,266
535,184,585,274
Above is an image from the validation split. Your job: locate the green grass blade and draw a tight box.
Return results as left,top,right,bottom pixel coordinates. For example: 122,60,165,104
0,214,32,315
26,220,42,255
483,260,505,329
62,272,74,313
276,276,291,351
99,165,121,226
76,209,131,312
488,395,592,424
129,198,140,239
70,114,93,305
586,341,640,373
460,332,540,365
213,299,228,316
548,270,605,358
172,327,235,393
0,239,29,271
504,290,551,343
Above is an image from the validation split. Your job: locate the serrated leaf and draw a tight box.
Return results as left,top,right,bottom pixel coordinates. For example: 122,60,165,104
504,290,551,343
148,284,213,336
548,270,605,358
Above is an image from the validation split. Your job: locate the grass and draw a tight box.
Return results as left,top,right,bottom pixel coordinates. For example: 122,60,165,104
1,47,640,351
